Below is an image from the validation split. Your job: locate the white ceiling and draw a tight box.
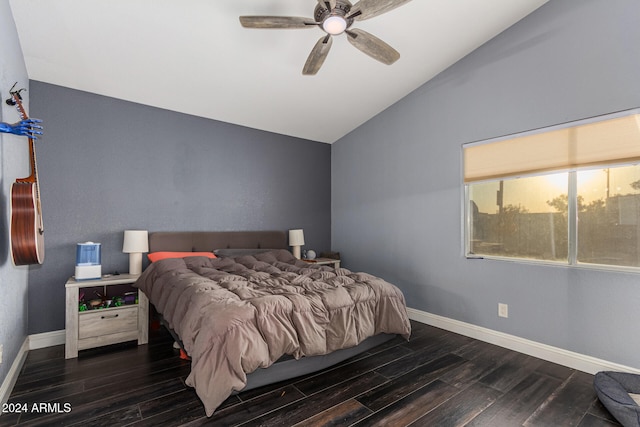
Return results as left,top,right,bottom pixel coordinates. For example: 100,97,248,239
10,0,548,144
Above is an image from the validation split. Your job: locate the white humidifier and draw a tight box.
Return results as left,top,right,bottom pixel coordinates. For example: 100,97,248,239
75,242,102,280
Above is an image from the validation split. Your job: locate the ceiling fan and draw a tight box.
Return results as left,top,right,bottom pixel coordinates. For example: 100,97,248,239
240,0,412,75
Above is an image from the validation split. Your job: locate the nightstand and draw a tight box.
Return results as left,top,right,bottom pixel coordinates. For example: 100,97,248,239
65,274,148,359
302,257,341,268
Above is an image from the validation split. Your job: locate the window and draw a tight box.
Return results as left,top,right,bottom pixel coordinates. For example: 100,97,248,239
577,164,640,267
468,172,568,262
464,109,640,269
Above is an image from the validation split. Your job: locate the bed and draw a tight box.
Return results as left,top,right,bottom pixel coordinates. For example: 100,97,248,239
134,231,412,416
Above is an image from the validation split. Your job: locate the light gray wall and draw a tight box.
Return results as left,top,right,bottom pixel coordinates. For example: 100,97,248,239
332,0,640,368
27,82,331,334
0,0,30,388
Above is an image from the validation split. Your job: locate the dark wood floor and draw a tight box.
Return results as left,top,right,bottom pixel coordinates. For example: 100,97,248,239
1,317,621,426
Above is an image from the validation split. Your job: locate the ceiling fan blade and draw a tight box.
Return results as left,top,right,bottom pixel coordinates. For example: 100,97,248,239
317,0,337,11
239,16,317,29
346,29,400,65
348,0,412,21
303,35,333,75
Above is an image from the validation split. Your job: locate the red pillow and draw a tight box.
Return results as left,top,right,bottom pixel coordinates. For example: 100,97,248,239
147,251,217,262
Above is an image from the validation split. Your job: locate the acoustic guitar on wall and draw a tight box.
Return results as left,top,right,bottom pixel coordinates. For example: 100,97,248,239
8,85,44,265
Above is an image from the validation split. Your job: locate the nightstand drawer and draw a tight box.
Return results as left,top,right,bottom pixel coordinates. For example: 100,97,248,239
79,306,138,339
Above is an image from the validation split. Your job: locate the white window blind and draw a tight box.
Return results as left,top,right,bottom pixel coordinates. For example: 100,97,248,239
464,110,640,183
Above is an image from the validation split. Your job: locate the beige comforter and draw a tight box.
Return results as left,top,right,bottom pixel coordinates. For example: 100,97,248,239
135,249,411,416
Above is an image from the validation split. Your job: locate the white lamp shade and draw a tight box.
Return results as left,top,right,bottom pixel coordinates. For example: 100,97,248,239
288,229,305,246
122,230,149,253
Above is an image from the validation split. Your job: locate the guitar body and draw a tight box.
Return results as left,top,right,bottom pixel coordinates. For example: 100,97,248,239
10,181,45,265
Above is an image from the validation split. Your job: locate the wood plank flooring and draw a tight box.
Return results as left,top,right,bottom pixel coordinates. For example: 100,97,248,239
1,317,621,426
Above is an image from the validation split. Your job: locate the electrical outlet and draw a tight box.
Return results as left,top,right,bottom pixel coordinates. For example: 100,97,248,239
498,303,509,318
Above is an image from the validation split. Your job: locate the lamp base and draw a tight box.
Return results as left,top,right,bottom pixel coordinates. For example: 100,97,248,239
292,246,301,259
129,252,143,275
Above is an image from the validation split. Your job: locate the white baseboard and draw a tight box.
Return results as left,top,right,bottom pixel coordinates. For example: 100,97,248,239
407,307,640,375
0,338,29,407
28,330,65,350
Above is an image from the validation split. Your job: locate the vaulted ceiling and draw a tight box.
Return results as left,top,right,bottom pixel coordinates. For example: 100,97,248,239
10,0,548,143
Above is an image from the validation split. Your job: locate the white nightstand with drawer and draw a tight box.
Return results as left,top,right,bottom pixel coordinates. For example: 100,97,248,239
65,274,148,359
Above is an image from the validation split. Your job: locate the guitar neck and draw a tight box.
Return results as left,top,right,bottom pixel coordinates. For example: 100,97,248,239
12,92,39,185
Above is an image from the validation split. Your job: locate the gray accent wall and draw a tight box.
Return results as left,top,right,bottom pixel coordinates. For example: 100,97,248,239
332,0,640,368
27,82,331,334
0,0,30,390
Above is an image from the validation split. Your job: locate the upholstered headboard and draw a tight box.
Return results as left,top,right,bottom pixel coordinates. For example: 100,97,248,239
148,231,288,253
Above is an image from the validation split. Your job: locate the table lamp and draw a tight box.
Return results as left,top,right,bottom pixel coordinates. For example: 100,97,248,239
123,230,149,275
288,229,305,259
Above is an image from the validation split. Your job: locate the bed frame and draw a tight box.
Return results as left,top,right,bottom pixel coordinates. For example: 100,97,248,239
147,230,395,392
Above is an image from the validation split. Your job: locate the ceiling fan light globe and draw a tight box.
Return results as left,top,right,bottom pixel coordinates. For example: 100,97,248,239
322,16,347,35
